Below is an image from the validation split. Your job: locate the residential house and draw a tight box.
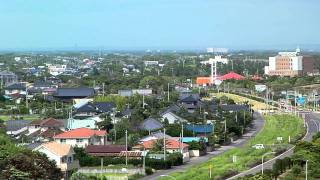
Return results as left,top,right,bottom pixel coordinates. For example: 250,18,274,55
54,87,95,101
4,82,27,96
139,131,172,142
160,111,186,124
34,142,79,179
0,71,18,86
118,89,152,97
53,128,107,148
132,138,190,161
179,93,202,113
140,118,163,133
73,102,115,118
28,81,57,95
5,120,30,137
27,118,65,142
66,117,100,130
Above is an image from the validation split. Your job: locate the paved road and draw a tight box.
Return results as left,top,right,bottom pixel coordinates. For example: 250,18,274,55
227,112,320,179
141,112,265,180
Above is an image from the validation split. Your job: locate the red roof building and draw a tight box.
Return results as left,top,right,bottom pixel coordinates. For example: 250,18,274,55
53,128,107,148
132,139,189,153
54,128,106,139
196,77,212,85
219,71,245,80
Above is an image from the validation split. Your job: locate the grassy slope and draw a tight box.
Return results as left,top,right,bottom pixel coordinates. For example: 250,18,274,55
211,92,270,111
168,114,304,180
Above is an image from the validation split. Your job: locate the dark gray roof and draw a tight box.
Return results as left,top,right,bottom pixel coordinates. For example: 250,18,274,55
160,104,181,116
140,118,163,131
5,120,30,132
5,83,26,90
179,93,200,101
94,102,116,113
33,81,54,88
25,142,42,150
76,103,98,113
55,87,95,97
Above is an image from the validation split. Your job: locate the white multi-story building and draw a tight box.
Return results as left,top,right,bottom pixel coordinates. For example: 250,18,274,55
264,49,318,77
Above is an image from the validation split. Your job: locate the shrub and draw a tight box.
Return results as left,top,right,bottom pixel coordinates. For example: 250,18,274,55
291,164,302,175
167,153,183,166
145,167,153,175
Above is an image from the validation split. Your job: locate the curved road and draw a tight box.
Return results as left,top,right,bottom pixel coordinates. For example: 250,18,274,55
227,112,319,179
142,112,265,180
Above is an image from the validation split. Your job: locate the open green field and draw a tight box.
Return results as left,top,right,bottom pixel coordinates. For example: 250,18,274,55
164,114,305,180
0,114,40,121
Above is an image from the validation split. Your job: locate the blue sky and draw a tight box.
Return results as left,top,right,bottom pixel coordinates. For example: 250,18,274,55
0,0,319,50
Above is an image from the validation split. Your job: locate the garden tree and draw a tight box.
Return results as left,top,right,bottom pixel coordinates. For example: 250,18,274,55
129,108,147,131
164,123,193,137
0,132,62,179
96,115,114,131
94,95,127,111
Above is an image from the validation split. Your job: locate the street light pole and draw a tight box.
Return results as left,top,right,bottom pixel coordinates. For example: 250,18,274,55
262,152,276,174
125,130,128,166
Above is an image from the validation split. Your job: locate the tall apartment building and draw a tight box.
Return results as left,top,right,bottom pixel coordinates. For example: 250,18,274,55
264,49,318,77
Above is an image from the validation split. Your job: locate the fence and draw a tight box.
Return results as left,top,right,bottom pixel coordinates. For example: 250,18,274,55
78,167,145,175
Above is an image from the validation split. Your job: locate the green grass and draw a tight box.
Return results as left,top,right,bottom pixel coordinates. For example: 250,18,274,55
0,114,40,121
166,114,305,180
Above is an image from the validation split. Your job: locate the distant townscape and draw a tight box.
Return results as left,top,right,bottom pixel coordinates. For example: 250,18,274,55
1,48,320,180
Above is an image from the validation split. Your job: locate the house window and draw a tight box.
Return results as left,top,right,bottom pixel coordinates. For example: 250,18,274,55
76,139,83,143
68,156,72,163
60,139,66,143
61,156,66,163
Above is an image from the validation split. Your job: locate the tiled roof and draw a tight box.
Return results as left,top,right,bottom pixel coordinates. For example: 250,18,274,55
76,103,98,113
55,87,95,97
133,139,188,150
30,118,64,127
41,128,64,138
140,118,163,131
40,142,73,156
5,83,26,90
54,128,106,139
86,145,126,154
94,102,116,113
5,120,30,131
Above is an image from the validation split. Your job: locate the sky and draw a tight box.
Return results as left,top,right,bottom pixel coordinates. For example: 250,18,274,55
0,0,320,50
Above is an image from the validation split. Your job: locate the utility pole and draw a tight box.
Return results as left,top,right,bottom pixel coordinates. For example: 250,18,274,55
125,130,128,166
142,94,145,109
163,128,166,161
294,89,297,115
25,83,28,109
102,83,105,96
167,83,170,102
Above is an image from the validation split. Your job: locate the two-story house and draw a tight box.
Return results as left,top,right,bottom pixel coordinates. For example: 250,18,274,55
53,128,107,148
34,141,79,179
